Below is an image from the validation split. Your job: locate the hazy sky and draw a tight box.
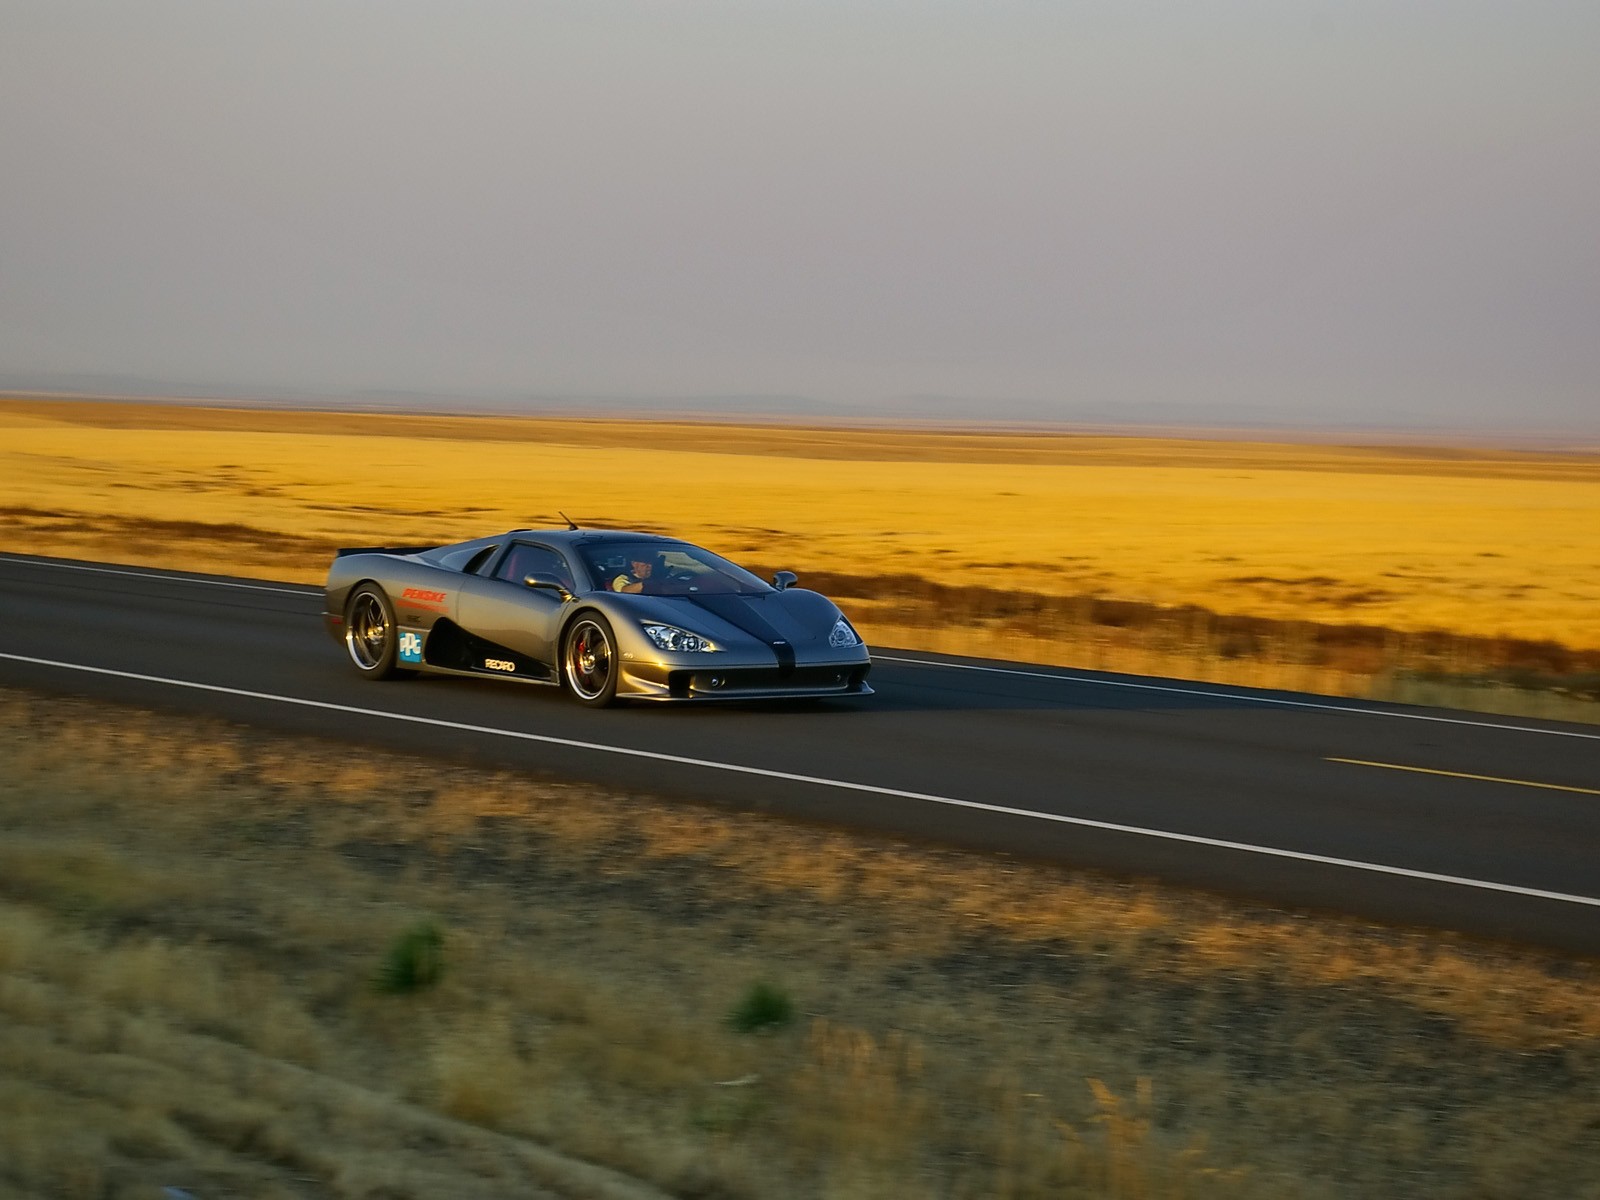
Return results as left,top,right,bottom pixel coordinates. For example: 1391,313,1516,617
3,1,1597,428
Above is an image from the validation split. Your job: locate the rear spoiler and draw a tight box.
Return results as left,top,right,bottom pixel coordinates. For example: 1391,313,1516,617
335,544,438,558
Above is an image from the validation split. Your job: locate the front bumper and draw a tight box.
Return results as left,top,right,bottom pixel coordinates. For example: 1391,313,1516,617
617,657,873,702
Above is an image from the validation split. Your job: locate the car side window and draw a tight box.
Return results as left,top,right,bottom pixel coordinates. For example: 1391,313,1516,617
495,544,575,590
462,545,498,575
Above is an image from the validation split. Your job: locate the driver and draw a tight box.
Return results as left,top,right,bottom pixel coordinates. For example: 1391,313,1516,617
611,553,660,594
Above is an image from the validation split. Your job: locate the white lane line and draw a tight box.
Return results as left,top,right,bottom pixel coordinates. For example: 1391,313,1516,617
876,654,1600,742
0,555,315,597
5,554,1596,744
3,650,1598,912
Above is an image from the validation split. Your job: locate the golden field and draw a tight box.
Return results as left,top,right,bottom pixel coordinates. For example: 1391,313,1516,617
5,686,1599,1199
2,397,1598,711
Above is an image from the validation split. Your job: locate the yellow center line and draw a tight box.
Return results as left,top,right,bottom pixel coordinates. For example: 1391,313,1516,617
1327,757,1600,796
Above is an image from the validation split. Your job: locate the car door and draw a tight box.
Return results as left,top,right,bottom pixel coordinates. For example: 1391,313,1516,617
454,541,575,667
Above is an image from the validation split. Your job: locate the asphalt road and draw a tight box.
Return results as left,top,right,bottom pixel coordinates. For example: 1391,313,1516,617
3,551,1598,955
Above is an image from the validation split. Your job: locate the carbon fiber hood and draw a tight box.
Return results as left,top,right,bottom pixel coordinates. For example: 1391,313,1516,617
615,588,841,648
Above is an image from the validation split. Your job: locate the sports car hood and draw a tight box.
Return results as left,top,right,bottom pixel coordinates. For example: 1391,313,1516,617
617,588,843,649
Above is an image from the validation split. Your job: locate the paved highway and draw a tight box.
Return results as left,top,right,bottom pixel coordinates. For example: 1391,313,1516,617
2,552,1597,954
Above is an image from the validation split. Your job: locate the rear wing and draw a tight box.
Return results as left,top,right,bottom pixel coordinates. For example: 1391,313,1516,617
334,545,437,558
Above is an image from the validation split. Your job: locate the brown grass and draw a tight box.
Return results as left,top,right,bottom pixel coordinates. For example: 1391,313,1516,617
3,686,1599,1197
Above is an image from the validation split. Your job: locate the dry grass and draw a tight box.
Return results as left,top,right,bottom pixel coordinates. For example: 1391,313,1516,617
2,396,1599,719
3,686,1599,1198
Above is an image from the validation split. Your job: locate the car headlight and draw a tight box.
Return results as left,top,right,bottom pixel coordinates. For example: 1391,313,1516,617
642,623,719,653
828,617,861,648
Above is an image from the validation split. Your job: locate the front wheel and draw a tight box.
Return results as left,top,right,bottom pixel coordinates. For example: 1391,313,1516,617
344,584,413,680
563,614,620,707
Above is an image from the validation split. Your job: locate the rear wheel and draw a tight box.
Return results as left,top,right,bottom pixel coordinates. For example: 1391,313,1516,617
563,614,620,707
344,584,413,680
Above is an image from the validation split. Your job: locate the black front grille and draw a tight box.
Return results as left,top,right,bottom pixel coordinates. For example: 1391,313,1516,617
668,666,859,696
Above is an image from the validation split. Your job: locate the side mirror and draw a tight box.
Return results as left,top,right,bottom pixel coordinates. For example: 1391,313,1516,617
524,573,573,601
771,570,798,591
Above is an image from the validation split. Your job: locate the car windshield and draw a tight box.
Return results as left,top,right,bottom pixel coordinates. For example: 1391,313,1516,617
578,542,772,596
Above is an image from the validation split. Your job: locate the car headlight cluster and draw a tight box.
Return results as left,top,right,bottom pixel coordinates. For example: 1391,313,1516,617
828,617,861,648
642,623,719,653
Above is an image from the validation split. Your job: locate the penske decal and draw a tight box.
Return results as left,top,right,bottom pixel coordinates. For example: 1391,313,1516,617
399,586,449,614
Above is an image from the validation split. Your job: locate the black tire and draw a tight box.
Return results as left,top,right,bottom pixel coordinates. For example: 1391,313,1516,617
344,583,414,680
562,613,621,707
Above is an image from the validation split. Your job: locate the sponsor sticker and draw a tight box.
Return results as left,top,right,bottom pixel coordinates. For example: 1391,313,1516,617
398,631,423,663
483,658,516,673
399,587,450,614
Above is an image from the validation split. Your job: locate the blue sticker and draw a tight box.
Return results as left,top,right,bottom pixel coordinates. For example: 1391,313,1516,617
398,631,423,663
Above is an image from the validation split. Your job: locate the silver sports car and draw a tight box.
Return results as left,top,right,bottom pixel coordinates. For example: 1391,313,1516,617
322,527,873,706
